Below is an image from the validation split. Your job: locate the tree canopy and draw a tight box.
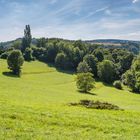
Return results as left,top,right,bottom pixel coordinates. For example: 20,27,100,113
7,50,24,76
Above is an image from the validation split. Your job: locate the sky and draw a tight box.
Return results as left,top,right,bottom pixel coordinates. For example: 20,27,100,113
0,0,140,41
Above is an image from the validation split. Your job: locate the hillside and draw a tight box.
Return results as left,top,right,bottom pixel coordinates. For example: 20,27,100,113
0,59,140,139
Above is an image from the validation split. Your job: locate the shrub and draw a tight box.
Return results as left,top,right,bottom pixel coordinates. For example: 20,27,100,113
24,47,34,61
113,80,122,89
0,52,10,59
7,50,24,76
69,100,121,110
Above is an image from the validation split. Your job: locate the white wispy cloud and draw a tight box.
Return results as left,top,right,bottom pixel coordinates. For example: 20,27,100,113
50,0,84,16
0,0,140,41
132,0,139,3
87,6,109,17
32,18,140,41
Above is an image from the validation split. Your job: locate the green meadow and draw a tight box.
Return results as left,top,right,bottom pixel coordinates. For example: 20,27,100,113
0,59,140,140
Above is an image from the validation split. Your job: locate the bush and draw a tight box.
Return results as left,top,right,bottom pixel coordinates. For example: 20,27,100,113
24,47,34,61
7,50,24,76
0,52,10,59
113,80,122,89
69,100,121,110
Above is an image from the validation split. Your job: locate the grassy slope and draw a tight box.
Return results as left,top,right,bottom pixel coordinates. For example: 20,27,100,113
0,59,140,140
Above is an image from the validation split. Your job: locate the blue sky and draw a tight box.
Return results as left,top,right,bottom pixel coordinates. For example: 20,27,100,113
0,0,140,41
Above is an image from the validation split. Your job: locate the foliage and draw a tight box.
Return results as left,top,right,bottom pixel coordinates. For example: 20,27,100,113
7,50,24,76
24,47,34,61
37,38,47,48
76,72,95,92
22,25,32,52
11,40,22,50
123,56,140,93
83,54,98,77
119,52,134,74
32,46,46,61
0,26,137,85
45,42,59,63
98,60,115,83
93,48,104,62
77,61,91,73
113,80,122,89
55,52,72,69
0,51,11,59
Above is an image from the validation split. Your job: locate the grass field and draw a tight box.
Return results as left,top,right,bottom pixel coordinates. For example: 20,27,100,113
0,59,140,140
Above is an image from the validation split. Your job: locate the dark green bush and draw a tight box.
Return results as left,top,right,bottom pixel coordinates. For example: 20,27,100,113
7,50,24,76
113,80,122,89
0,52,10,59
70,100,121,110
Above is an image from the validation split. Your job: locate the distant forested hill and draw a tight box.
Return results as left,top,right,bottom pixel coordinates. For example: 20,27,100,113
1,38,140,54
85,39,140,54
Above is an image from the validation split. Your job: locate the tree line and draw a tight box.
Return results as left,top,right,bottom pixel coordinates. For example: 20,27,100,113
0,25,140,93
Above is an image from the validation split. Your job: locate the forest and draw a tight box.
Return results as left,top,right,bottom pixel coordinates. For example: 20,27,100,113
0,25,140,93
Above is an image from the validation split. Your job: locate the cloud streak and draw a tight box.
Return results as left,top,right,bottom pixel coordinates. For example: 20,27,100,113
86,6,109,18
0,0,140,41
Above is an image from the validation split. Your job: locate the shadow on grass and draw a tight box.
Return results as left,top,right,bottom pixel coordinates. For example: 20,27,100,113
2,72,20,78
103,82,114,88
129,90,140,94
39,61,76,75
56,68,75,75
47,63,75,75
78,91,97,96
46,63,55,68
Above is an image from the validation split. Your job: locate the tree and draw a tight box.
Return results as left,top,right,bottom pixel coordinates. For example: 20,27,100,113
55,52,71,69
93,49,104,62
76,72,95,93
123,56,140,93
11,40,22,50
7,50,24,76
32,46,46,61
135,74,140,92
37,38,47,48
83,54,98,77
0,51,11,59
0,43,4,55
73,47,84,69
123,70,136,92
119,52,134,74
45,43,58,63
98,60,115,83
73,40,85,51
24,47,34,61
77,61,91,73
132,55,140,71
22,25,32,52
55,52,65,68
